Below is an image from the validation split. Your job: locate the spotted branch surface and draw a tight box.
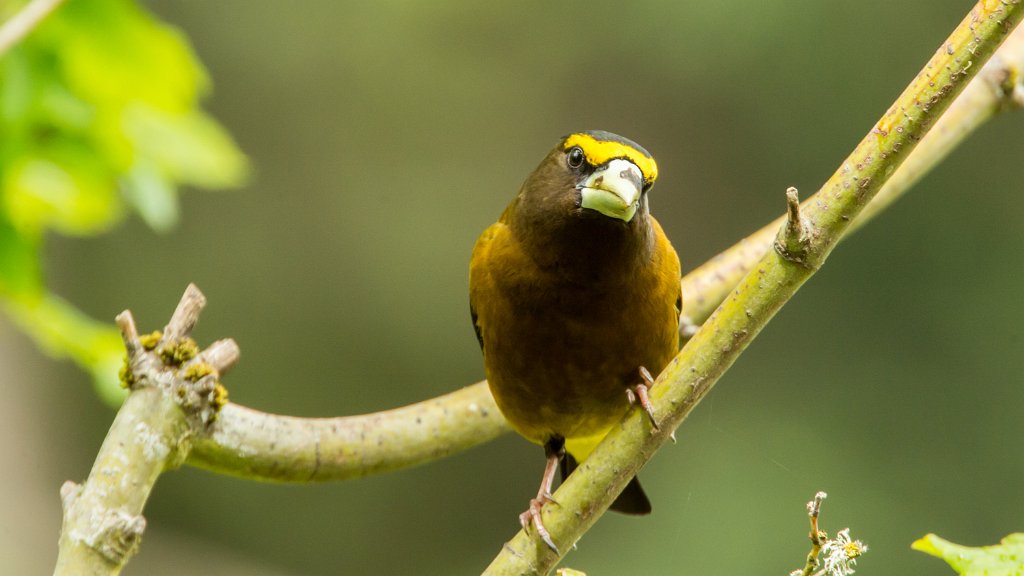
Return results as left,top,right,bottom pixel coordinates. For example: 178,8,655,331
53,285,237,575
188,383,507,482
484,3,1024,574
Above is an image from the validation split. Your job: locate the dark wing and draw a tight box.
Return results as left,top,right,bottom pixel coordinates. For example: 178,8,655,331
470,301,484,350
468,222,506,354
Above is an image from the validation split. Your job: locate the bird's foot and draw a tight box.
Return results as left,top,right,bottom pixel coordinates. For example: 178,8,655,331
626,366,660,430
519,492,560,554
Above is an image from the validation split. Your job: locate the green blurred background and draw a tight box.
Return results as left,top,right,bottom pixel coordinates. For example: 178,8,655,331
3,0,1023,574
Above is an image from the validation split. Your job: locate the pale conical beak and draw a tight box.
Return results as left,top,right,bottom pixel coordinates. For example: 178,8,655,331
578,158,644,222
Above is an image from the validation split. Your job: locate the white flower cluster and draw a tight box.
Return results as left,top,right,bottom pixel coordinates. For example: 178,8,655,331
820,528,868,576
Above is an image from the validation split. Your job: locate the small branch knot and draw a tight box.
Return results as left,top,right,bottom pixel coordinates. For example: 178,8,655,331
116,285,238,428
807,490,827,520
89,510,147,565
774,187,817,268
59,480,82,512
62,480,148,566
1003,65,1024,108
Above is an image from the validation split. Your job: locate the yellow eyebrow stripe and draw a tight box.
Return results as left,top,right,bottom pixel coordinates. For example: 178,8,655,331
563,133,658,183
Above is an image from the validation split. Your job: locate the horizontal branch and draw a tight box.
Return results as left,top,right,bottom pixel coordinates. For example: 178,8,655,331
183,19,1024,484
188,383,507,482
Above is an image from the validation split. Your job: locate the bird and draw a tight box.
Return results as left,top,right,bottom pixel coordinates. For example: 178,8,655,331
469,130,681,553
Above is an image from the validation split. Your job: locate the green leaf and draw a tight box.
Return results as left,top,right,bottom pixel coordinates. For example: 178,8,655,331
123,105,248,189
0,209,41,297
52,0,208,112
913,533,1024,575
0,47,35,137
2,144,123,235
122,159,179,232
9,0,249,237
3,291,127,405
0,0,247,406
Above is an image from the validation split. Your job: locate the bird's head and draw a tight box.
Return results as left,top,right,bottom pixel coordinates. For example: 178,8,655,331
516,131,658,226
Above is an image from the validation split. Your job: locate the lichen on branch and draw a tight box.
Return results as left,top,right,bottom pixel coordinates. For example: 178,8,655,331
54,285,239,575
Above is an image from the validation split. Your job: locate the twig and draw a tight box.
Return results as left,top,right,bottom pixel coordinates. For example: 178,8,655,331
0,0,66,56
200,339,241,374
482,3,1024,573
795,492,828,576
116,311,140,358
791,492,867,576
54,286,237,575
774,187,814,267
162,283,206,342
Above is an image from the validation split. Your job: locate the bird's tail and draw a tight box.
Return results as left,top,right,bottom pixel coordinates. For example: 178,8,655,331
560,452,652,515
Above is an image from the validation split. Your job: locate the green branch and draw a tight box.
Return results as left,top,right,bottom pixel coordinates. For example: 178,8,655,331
482,2,1024,574
182,16,1024,486
188,383,508,482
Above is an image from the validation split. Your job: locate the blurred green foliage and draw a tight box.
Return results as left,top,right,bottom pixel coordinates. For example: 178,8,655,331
914,533,1024,575
0,0,246,402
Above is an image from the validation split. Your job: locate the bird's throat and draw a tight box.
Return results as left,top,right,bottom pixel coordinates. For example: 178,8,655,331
517,210,654,284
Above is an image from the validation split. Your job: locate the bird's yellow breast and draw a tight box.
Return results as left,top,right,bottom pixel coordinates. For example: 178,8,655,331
469,216,681,452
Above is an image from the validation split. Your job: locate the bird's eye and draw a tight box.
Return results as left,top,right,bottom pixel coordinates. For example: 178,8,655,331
566,147,585,169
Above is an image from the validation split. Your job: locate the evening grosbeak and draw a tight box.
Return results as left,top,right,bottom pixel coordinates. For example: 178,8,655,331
469,131,681,553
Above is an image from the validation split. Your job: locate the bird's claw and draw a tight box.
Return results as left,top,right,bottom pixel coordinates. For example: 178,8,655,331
519,495,560,554
540,490,559,507
627,366,660,430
